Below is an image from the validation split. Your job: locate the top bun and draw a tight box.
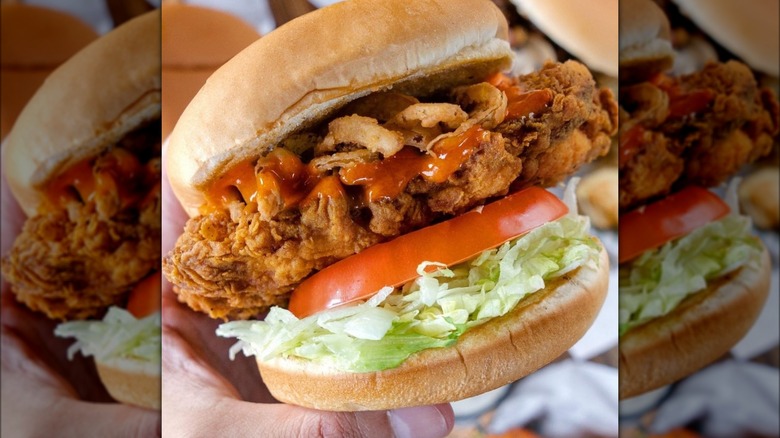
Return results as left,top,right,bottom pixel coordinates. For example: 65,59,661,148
619,0,675,83
509,0,619,77
672,0,779,77
2,10,161,218
167,0,513,218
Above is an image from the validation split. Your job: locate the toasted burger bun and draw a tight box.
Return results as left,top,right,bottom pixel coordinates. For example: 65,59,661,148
161,4,259,139
167,0,512,218
0,4,97,139
256,245,609,411
618,0,675,83
95,359,160,410
672,0,779,77
508,0,618,77
619,246,771,399
2,10,161,218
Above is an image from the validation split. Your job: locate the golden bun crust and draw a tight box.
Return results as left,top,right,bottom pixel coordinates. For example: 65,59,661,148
2,10,161,218
166,0,513,218
618,0,674,83
672,0,779,76
256,245,609,411
509,0,618,77
161,4,260,139
96,359,160,410
619,246,771,399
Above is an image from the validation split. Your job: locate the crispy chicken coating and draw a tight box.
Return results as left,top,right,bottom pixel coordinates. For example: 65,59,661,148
619,61,779,210
164,61,618,320
1,121,161,320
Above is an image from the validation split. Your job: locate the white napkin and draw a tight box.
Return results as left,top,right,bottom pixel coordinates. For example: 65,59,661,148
651,360,780,437
309,0,343,8
488,360,618,437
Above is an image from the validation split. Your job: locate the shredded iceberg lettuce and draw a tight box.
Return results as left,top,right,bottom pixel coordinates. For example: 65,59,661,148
54,307,161,366
217,212,599,373
619,214,762,336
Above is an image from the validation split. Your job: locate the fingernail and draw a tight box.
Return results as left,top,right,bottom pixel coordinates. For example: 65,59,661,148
388,405,454,438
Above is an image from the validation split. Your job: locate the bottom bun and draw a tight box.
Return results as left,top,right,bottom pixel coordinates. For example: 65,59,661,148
619,245,771,400
96,359,160,410
256,244,609,411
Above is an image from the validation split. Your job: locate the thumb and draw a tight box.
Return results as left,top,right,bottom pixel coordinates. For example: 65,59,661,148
162,325,454,438
1,328,160,437
52,400,160,437
221,399,454,438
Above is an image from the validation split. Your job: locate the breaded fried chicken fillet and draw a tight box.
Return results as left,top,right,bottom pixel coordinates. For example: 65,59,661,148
164,61,617,320
2,121,161,320
619,61,779,210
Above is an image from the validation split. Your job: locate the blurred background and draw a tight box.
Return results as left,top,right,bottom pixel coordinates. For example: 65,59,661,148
0,0,160,139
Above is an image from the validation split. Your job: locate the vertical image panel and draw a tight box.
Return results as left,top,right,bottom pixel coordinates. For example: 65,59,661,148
617,0,779,436
0,1,161,435
160,1,620,437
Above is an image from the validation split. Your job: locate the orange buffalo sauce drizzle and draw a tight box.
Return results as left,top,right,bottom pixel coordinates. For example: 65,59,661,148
257,148,321,208
44,148,151,211
651,73,714,118
203,126,491,211
204,160,258,212
487,72,554,120
340,125,489,202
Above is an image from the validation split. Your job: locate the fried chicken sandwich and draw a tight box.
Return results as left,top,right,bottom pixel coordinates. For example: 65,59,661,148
164,0,617,410
617,0,778,399
1,10,162,409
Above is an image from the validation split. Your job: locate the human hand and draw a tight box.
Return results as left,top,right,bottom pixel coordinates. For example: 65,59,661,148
160,151,455,438
0,172,160,437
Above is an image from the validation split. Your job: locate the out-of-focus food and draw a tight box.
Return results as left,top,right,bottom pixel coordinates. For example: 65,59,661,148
0,3,97,139
739,167,780,230
1,10,161,410
1,11,160,320
509,0,618,77
617,0,775,400
577,166,619,229
619,61,779,210
671,0,779,77
161,3,259,139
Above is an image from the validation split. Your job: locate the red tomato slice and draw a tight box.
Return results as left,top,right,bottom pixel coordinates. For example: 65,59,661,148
127,271,161,318
288,187,568,318
619,186,730,264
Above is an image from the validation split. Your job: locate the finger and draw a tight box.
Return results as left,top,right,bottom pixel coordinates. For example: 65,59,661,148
2,314,110,401
162,326,454,438
49,399,160,437
2,329,160,437
161,141,187,256
1,170,24,256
